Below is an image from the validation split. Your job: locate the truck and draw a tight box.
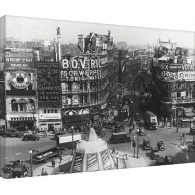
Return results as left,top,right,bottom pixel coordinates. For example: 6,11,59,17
109,132,131,144
56,133,82,148
144,111,158,130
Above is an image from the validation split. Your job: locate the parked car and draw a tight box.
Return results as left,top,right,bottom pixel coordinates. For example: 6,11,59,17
139,128,146,136
0,128,18,138
156,156,165,165
3,160,23,173
12,164,29,178
134,113,141,121
109,132,131,144
22,134,40,141
96,131,105,138
164,155,173,164
112,122,125,133
143,139,151,150
157,141,165,151
151,147,160,160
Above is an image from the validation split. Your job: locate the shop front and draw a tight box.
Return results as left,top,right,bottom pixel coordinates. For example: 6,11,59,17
38,112,62,131
7,114,38,130
62,110,90,132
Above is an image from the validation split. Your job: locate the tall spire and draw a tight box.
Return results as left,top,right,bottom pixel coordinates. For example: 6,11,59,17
56,27,61,62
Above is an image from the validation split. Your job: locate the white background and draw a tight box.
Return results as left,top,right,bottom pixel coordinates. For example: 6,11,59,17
1,1,195,195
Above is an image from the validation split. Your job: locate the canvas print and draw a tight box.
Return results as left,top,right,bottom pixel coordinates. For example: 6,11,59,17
0,15,195,179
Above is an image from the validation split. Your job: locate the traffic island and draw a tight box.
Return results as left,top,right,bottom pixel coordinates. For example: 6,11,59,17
33,155,73,176
179,142,195,152
110,150,147,169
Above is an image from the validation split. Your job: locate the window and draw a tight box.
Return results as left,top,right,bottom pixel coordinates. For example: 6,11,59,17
48,110,50,113
44,110,46,113
55,109,57,113
11,99,18,111
18,99,26,112
51,110,53,113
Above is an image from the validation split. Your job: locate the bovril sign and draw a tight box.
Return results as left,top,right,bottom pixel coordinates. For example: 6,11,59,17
61,56,102,81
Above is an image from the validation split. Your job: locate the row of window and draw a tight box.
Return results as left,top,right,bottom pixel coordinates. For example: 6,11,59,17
43,109,59,113
11,99,35,112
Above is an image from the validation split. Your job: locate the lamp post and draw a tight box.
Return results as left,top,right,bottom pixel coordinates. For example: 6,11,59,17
136,129,140,158
29,148,38,177
31,105,36,130
71,126,74,155
29,149,33,177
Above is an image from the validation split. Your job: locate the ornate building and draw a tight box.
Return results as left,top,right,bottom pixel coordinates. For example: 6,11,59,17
4,51,38,130
60,31,115,131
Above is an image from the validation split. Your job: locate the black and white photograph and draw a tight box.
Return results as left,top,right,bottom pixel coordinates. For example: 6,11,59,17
0,1,195,195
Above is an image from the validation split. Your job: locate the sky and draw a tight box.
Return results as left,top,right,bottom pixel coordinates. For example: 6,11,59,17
3,15,195,48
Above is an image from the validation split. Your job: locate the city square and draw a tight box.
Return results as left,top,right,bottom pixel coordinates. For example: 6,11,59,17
0,16,195,179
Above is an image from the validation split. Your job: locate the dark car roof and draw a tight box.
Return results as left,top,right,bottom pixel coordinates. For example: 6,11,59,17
5,161,15,165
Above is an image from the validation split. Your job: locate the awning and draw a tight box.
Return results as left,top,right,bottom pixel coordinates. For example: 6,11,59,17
121,105,129,110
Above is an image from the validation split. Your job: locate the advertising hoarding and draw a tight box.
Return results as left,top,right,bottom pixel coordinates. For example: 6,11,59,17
178,71,195,81
86,153,99,172
60,56,102,82
4,54,35,69
160,71,177,81
72,153,84,173
37,62,61,107
100,150,112,170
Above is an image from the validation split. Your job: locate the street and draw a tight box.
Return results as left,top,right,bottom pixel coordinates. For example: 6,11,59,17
1,74,195,178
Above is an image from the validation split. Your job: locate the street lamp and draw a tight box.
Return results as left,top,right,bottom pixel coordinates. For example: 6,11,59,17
31,105,36,131
29,148,38,177
29,149,33,177
136,129,140,158
71,126,74,155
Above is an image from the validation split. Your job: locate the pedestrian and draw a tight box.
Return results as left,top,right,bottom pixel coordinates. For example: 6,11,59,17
112,146,115,154
51,159,55,167
59,155,62,164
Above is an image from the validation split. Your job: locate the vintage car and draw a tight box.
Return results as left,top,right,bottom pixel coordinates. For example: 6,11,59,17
111,122,125,133
95,131,105,138
22,134,40,141
164,155,173,164
0,128,19,138
139,128,146,136
151,147,160,160
12,164,29,178
156,156,165,165
3,160,23,173
157,141,165,151
143,139,151,150
32,147,63,163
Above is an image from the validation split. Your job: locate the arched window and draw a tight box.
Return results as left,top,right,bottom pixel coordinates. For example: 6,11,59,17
18,99,26,112
27,99,35,111
11,99,18,111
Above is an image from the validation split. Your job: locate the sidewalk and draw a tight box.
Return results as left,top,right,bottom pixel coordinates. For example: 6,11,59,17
33,155,73,176
110,150,147,169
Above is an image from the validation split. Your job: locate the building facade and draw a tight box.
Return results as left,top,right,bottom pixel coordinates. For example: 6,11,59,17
152,46,195,126
60,31,115,131
4,51,38,130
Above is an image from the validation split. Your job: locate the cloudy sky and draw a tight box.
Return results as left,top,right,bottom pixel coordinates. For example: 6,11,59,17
4,15,195,48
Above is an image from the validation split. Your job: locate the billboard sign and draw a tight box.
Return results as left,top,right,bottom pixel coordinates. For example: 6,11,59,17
37,62,61,107
178,71,195,81
61,56,102,82
5,53,35,69
160,71,177,81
